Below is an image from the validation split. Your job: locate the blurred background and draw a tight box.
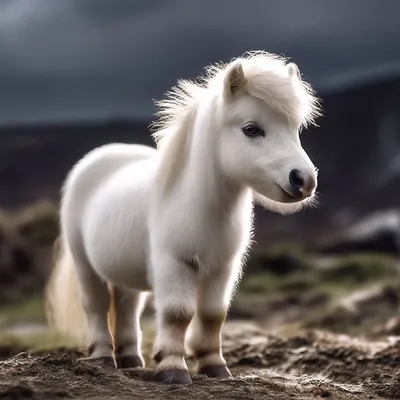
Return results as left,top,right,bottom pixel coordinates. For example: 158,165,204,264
1,0,400,354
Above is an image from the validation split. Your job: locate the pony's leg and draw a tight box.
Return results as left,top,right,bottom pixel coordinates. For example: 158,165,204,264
112,286,147,369
152,256,197,385
75,259,116,367
187,268,238,378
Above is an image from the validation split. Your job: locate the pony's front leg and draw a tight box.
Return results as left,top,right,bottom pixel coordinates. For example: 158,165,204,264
152,255,197,385
187,267,238,378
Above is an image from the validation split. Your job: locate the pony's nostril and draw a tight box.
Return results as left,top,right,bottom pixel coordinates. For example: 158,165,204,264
289,169,304,189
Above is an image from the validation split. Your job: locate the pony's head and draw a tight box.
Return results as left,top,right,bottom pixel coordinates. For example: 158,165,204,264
210,51,321,214
151,51,321,214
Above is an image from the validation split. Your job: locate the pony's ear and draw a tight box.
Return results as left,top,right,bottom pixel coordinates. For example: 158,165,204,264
287,62,301,81
223,60,246,100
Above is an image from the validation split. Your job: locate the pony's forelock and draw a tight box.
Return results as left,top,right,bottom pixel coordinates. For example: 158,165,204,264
233,51,321,129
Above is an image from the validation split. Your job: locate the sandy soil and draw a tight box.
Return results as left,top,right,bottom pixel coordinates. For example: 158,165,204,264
0,321,399,400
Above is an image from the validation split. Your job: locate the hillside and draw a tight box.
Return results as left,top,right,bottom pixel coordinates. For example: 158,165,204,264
1,77,400,244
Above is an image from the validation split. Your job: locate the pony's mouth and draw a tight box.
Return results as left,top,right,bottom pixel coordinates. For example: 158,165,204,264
277,184,303,202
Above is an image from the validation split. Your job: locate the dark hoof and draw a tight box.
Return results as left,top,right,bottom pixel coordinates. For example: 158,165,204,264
116,354,144,369
199,364,232,378
155,369,192,385
79,356,117,368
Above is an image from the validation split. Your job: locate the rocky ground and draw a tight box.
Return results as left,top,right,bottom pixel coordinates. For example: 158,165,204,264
0,202,400,399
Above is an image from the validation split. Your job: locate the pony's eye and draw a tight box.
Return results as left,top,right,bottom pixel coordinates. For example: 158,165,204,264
241,122,265,138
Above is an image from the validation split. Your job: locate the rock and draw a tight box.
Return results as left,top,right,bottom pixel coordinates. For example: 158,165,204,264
305,284,400,333
373,316,400,336
314,210,400,255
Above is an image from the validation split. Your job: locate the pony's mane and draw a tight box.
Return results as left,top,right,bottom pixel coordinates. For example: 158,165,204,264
150,50,321,146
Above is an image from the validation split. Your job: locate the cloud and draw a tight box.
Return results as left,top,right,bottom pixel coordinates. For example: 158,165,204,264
0,0,399,125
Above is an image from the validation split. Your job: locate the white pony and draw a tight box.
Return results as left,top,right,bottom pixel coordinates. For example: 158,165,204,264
46,51,320,385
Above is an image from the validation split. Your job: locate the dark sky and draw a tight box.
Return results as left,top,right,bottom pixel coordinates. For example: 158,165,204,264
0,0,399,126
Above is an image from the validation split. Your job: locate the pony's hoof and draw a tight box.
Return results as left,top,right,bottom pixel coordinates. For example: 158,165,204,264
199,364,232,378
155,369,192,385
116,354,144,370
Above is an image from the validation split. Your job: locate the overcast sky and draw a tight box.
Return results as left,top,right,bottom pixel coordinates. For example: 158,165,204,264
0,0,399,126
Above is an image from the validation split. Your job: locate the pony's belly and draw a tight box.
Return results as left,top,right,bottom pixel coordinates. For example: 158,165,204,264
87,227,151,291
99,259,151,292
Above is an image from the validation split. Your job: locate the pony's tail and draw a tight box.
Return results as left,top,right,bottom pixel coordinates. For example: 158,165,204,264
45,235,89,345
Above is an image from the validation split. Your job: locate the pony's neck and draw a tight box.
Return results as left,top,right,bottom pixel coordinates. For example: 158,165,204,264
154,92,252,217
184,97,250,214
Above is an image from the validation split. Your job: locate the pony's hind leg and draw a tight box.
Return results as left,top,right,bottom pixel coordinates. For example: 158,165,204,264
187,268,236,378
111,286,147,369
74,257,116,367
152,255,197,385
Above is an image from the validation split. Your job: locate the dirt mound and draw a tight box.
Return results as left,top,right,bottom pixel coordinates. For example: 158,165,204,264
304,282,400,335
1,324,399,400
0,201,58,304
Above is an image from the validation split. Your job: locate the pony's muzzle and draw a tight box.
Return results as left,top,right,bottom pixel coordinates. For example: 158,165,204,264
288,169,316,198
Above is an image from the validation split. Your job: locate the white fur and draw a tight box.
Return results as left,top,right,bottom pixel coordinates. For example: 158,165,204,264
46,51,321,378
